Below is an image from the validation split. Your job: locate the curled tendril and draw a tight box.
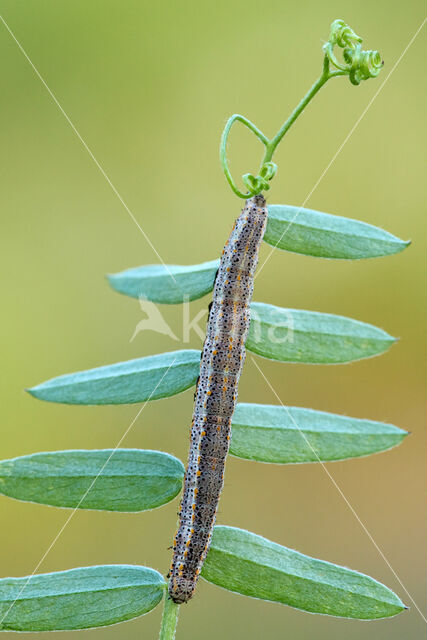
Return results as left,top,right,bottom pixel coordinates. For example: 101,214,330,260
328,19,361,48
323,19,383,84
344,46,383,85
242,162,278,196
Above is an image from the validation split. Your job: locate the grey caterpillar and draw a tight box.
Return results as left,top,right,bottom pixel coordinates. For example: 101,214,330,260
168,194,268,604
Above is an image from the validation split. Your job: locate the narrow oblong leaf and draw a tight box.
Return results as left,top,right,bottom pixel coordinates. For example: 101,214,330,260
265,205,410,259
202,526,406,619
27,349,201,405
231,403,408,463
107,259,220,304
247,302,396,364
0,449,184,512
0,565,165,631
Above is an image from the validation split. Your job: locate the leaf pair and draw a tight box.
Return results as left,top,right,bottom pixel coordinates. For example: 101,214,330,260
0,407,407,514
27,298,397,407
107,204,409,304
0,526,405,631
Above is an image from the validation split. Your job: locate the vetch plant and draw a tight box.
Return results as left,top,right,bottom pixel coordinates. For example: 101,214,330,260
2,19,410,638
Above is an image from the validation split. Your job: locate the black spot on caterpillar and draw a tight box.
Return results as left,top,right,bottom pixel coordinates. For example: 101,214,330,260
168,195,268,604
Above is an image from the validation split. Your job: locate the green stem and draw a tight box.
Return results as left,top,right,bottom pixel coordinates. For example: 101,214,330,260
220,114,269,198
263,58,337,164
159,594,180,640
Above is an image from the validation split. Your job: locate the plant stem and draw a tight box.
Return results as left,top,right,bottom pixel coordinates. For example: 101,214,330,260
159,594,180,640
262,59,335,164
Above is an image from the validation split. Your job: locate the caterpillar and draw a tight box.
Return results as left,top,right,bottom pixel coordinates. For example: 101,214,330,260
168,194,268,604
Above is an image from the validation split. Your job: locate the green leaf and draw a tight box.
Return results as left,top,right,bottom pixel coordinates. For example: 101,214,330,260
247,302,396,364
107,259,220,304
0,565,165,631
0,449,184,512
265,205,410,259
202,526,406,619
231,403,408,463
27,349,201,405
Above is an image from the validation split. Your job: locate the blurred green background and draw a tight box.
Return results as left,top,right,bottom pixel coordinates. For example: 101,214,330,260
0,1,425,638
